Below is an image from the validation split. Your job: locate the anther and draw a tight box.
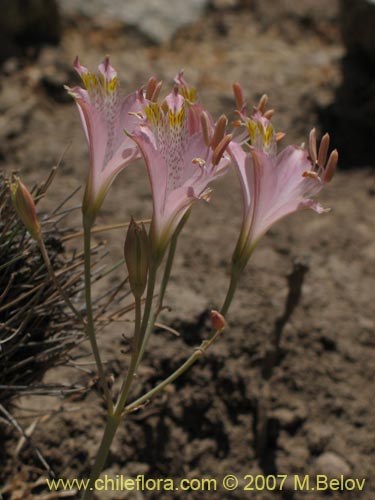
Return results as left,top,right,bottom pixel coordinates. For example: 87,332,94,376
264,109,275,119
309,128,317,163
302,170,320,180
233,82,245,110
317,133,330,169
257,94,268,114
145,77,157,100
212,133,232,165
323,149,338,183
211,114,228,149
200,111,212,147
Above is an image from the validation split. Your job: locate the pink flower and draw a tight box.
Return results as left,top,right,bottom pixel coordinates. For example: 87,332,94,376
66,57,156,222
229,88,338,266
130,82,232,255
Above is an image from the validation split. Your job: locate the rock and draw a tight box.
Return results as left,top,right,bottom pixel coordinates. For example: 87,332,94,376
0,0,60,63
305,422,332,453
272,399,308,431
320,0,375,167
58,0,209,44
340,0,375,60
314,452,351,478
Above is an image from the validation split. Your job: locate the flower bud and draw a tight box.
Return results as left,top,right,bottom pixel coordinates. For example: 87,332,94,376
210,310,226,330
10,176,41,240
124,218,149,299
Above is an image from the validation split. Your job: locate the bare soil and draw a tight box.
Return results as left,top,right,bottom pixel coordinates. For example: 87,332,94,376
1,2,374,499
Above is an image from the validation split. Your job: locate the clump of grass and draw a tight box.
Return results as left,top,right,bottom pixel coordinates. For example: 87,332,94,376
0,170,127,405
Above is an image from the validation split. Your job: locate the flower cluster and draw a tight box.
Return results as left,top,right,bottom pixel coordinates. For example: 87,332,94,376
67,58,337,273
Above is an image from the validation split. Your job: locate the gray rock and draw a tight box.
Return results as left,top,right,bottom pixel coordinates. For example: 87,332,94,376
314,452,351,478
59,0,209,43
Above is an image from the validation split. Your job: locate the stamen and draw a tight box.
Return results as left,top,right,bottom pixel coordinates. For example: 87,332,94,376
317,133,330,169
257,94,268,114
212,133,232,165
275,132,286,142
211,115,228,149
192,158,206,168
146,77,158,100
302,171,320,180
309,128,317,164
264,109,275,119
200,112,212,147
151,81,163,102
200,188,213,203
323,149,338,182
233,82,245,110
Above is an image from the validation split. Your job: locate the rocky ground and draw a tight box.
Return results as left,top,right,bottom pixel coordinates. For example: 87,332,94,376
0,1,374,499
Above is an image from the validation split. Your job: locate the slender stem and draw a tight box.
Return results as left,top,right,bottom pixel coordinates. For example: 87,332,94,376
125,326,224,414
62,219,151,243
157,236,177,312
157,216,186,311
114,296,142,414
83,216,113,412
133,260,158,371
125,263,242,414
81,414,120,500
37,236,82,321
221,262,242,316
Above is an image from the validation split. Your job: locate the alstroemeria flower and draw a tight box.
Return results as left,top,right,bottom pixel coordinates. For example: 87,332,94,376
130,83,232,255
229,87,338,267
66,57,154,222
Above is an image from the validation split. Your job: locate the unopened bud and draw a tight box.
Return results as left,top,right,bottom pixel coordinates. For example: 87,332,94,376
10,176,41,240
210,310,226,330
124,219,149,299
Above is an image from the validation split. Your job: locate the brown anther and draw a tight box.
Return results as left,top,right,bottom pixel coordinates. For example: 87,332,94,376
233,82,245,110
323,149,338,182
317,133,330,169
275,132,286,142
150,81,163,102
145,77,157,100
161,99,169,113
231,120,243,128
212,133,232,165
210,310,226,330
264,109,275,119
211,114,228,149
192,157,206,168
200,111,212,147
257,94,268,114
309,128,317,163
302,170,320,180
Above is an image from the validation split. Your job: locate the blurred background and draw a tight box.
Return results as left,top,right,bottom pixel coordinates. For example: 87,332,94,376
0,0,374,169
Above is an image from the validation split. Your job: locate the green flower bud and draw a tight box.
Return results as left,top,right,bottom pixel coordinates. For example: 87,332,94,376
124,218,149,299
10,176,41,240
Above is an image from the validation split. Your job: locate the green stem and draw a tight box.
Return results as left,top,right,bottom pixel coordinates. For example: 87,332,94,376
37,236,82,321
125,326,224,414
133,260,158,371
221,262,242,317
157,236,177,312
83,216,113,412
114,296,142,414
125,263,242,414
157,216,187,311
81,414,121,500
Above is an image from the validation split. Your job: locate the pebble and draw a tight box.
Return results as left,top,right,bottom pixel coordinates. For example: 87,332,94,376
314,452,351,478
58,0,209,44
